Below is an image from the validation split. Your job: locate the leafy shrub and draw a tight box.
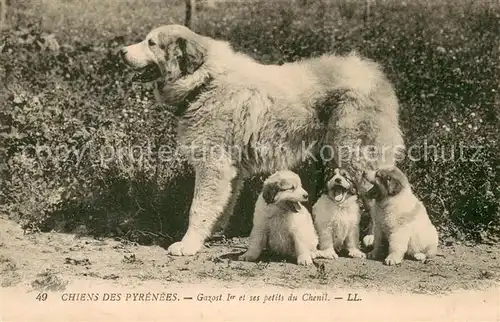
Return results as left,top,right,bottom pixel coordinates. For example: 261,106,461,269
0,0,498,244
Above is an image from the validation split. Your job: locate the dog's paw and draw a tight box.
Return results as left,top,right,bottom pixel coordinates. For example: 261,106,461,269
413,253,427,261
384,254,402,266
167,240,202,256
297,254,314,266
238,252,259,262
348,249,366,259
314,248,338,260
363,235,374,247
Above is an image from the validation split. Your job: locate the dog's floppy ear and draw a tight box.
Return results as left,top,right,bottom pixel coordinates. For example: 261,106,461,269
176,37,206,74
262,182,280,204
386,177,403,196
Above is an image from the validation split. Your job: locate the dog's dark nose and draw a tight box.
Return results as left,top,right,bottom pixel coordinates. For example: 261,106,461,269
303,193,309,200
334,178,342,184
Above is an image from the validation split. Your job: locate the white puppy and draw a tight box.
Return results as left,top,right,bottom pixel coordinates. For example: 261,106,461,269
363,167,439,266
239,170,318,266
313,168,365,259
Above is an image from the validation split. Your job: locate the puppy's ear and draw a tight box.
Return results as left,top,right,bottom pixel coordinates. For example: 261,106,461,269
386,177,403,196
262,182,280,204
176,37,206,74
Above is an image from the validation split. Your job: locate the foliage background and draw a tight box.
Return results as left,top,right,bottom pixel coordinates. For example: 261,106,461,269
0,0,498,246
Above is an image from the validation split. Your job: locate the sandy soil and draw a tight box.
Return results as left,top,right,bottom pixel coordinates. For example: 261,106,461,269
1,215,499,295
2,215,500,321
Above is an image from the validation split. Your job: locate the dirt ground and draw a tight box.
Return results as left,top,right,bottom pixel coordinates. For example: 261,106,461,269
1,215,499,295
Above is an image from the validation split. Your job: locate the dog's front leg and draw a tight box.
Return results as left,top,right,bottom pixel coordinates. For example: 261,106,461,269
346,225,366,259
167,161,238,256
212,176,244,237
314,226,338,259
293,232,315,266
239,220,268,262
384,230,410,266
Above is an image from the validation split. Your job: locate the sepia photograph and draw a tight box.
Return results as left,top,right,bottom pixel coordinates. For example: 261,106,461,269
0,0,499,320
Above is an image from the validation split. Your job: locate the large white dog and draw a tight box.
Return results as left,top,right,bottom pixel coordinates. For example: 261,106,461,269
121,24,404,256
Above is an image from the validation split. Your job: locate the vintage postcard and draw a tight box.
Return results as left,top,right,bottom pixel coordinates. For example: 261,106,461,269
1,0,499,321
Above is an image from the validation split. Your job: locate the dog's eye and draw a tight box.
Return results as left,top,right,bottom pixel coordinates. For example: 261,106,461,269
148,39,156,47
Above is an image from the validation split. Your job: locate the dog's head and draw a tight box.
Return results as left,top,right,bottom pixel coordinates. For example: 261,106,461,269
363,166,409,200
120,24,207,83
262,171,309,210
324,168,357,203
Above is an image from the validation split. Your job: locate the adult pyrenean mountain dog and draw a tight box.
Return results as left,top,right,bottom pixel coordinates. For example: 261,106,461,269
120,24,404,256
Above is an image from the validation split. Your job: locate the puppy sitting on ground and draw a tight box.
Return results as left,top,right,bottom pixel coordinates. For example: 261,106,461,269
312,168,365,259
239,170,318,266
363,167,438,266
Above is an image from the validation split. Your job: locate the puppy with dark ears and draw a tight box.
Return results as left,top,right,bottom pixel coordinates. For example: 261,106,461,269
363,166,439,266
312,168,365,259
239,170,318,266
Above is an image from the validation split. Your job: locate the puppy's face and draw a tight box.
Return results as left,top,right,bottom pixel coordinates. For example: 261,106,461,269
120,24,206,83
325,168,356,203
363,167,409,200
262,171,309,205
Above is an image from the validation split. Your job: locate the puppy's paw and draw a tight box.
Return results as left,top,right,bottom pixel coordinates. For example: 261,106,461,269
384,254,402,266
348,248,366,259
363,235,374,247
238,252,259,262
314,248,338,259
413,253,427,261
167,240,203,256
297,254,314,266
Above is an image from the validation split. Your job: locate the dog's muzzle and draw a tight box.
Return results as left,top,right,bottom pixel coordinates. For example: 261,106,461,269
301,192,309,202
119,47,162,82
132,64,162,82
331,184,347,202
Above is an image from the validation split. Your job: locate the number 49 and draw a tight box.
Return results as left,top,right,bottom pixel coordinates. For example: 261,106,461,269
36,293,48,301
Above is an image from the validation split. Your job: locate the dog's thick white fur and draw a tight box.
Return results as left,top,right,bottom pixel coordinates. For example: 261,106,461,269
121,25,404,256
313,168,365,259
239,171,318,265
363,167,439,266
